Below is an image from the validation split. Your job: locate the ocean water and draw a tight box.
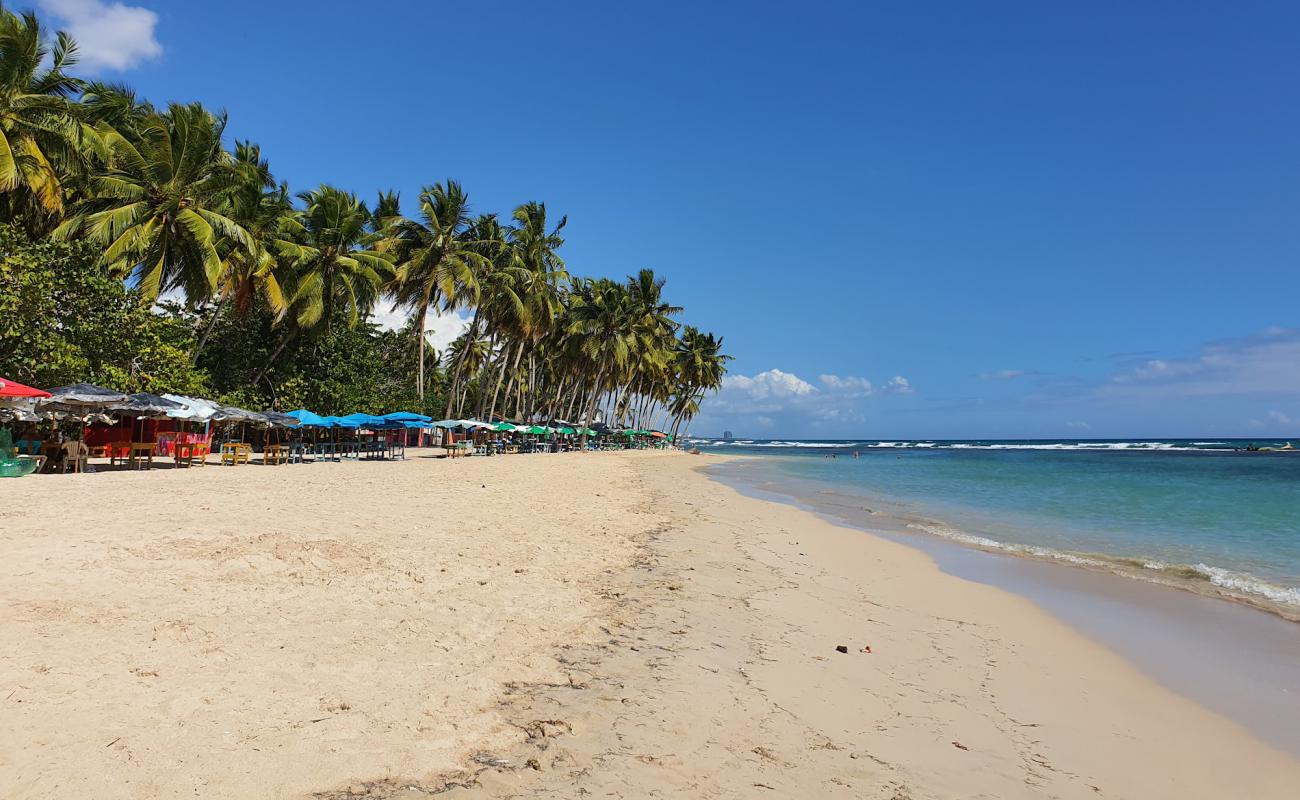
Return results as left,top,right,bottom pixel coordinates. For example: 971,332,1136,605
690,438,1300,614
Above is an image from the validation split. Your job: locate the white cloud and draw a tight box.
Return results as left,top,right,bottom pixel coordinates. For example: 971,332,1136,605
818,374,873,396
1065,420,1090,430
722,368,815,399
1104,328,1300,398
980,368,1030,380
38,0,162,72
696,367,915,434
1267,410,1293,425
882,375,914,394
371,305,471,356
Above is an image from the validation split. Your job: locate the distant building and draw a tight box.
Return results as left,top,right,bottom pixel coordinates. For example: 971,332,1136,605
723,431,734,441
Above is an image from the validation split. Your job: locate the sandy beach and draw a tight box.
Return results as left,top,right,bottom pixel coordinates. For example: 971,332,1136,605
3,450,1298,798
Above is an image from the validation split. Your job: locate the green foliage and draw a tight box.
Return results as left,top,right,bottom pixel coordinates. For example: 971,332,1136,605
191,300,442,414
0,4,729,429
0,224,208,393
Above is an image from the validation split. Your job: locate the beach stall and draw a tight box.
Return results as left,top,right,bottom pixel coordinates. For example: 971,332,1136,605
162,394,221,466
38,384,130,472
106,393,186,469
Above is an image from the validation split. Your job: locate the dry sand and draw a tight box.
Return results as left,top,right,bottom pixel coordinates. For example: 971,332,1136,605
3,450,1298,798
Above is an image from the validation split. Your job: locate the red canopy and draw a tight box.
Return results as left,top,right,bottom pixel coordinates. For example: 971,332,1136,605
0,377,51,398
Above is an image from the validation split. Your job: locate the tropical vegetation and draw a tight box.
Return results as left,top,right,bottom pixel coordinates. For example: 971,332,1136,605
0,4,730,438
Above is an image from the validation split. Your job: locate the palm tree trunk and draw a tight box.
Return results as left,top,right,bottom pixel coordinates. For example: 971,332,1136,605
579,360,608,450
415,307,428,401
252,330,296,387
444,308,481,417
190,295,229,366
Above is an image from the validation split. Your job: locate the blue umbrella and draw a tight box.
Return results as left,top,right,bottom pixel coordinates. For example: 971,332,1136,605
322,415,360,429
382,411,432,423
285,409,334,427
338,412,389,428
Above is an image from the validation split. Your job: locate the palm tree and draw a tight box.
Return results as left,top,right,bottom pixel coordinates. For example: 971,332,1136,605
282,185,392,331
217,141,296,318
567,277,636,448
670,326,731,438
52,102,252,302
0,6,89,229
384,180,487,401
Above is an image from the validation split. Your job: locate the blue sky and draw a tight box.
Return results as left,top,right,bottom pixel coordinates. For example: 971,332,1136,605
37,0,1300,438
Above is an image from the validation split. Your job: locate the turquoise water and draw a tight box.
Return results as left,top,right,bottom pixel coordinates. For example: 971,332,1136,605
692,439,1300,610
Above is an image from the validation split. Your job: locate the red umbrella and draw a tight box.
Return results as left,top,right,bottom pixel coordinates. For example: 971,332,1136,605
0,377,51,398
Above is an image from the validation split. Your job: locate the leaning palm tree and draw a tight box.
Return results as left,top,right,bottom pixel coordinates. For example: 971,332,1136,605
52,102,252,302
0,5,89,229
384,180,488,401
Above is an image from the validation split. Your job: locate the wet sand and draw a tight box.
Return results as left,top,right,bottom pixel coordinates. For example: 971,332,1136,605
709,456,1300,757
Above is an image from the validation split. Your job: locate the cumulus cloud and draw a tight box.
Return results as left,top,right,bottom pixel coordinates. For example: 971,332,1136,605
722,368,815,399
1103,327,1300,398
882,376,914,394
696,367,914,434
818,374,873,395
38,0,162,72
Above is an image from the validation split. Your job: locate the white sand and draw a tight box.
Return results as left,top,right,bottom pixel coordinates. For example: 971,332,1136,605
3,450,1297,798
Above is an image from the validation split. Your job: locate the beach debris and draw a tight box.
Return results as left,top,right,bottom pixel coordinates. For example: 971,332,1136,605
525,757,542,771
835,645,849,654
952,741,969,751
861,645,872,653
472,751,511,767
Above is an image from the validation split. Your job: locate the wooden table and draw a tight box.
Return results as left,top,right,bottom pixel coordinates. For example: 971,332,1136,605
173,441,208,467
107,441,132,466
263,444,288,465
128,442,156,470
220,442,251,466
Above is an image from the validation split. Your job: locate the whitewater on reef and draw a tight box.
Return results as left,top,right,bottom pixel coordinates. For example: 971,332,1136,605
691,438,1300,618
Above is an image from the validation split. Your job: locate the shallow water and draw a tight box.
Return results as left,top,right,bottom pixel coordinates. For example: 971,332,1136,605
705,457,1300,758
690,439,1300,611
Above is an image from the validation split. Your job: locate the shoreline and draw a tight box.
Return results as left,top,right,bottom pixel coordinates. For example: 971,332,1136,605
705,454,1300,622
450,452,1300,798
706,456,1300,758
4,451,1298,797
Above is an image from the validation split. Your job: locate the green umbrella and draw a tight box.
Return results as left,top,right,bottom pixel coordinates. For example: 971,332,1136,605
527,425,548,435
492,421,515,432
556,426,575,435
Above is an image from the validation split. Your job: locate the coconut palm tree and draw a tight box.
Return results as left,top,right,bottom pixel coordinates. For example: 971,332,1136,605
0,6,89,229
567,277,637,448
52,102,252,302
670,326,731,438
384,180,488,401
282,184,392,331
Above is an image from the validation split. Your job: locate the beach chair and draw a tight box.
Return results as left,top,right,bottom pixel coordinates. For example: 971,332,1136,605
60,441,88,474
